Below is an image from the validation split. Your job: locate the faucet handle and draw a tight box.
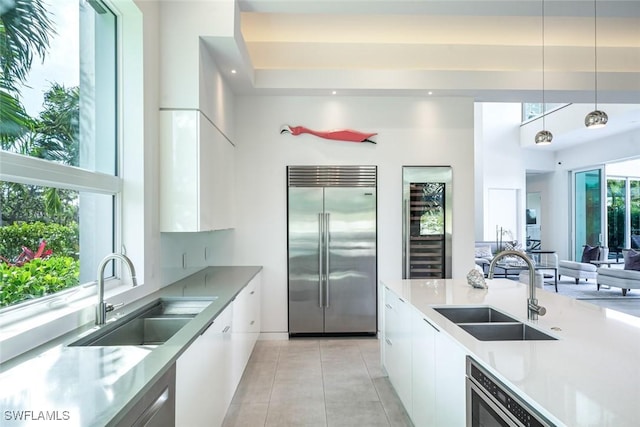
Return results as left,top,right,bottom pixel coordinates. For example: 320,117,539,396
106,302,124,313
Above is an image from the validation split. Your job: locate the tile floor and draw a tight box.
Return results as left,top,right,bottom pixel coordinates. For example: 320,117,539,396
222,338,413,427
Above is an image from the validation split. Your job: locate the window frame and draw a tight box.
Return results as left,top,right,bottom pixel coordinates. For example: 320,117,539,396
0,0,146,362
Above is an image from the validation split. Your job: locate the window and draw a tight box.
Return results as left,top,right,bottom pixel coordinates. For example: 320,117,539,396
0,0,119,309
607,177,640,252
521,103,568,123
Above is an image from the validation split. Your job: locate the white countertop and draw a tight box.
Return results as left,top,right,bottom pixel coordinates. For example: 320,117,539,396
0,266,262,427
382,277,640,427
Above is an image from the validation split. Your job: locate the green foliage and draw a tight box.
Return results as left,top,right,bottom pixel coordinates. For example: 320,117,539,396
0,256,79,308
0,221,78,260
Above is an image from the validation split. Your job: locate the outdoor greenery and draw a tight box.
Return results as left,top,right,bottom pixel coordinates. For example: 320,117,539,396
1,1,81,308
0,222,78,260
0,256,79,307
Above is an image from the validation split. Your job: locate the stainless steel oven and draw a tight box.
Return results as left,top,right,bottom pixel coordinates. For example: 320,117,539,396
466,356,556,427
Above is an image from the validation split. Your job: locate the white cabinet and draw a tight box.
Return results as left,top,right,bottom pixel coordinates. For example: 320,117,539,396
176,273,262,427
176,303,233,427
382,286,412,414
434,327,467,427
410,308,437,427
231,274,261,387
382,287,468,427
159,110,234,232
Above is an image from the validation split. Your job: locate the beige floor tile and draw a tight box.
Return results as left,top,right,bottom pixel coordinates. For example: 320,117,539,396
223,402,268,427
372,377,413,426
323,377,380,402
270,377,325,403
231,376,274,404
265,401,326,427
326,401,390,426
250,344,281,363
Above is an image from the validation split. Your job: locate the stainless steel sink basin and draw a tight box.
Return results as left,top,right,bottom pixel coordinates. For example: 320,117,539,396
433,306,519,324
69,297,216,347
458,323,557,341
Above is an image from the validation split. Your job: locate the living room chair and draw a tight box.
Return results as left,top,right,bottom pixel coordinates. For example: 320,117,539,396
558,245,609,284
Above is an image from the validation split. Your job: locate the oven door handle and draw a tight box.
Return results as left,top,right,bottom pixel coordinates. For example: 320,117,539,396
466,377,521,427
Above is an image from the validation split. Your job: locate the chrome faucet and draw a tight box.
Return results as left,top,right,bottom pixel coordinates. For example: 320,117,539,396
488,250,546,320
96,253,138,325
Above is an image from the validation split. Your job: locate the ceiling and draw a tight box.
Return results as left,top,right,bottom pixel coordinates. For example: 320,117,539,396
202,0,640,150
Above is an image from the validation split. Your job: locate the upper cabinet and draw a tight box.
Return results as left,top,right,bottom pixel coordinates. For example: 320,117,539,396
160,110,235,232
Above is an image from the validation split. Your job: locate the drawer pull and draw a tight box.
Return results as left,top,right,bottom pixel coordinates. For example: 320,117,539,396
385,338,393,346
385,303,393,309
222,326,231,333
250,320,255,325
423,318,440,332
250,290,255,295
398,297,406,303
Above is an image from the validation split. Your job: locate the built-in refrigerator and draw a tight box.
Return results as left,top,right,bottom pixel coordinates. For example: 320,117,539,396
287,166,377,336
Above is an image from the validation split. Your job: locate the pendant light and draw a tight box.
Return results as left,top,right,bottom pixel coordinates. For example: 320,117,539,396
585,0,608,128
535,0,553,145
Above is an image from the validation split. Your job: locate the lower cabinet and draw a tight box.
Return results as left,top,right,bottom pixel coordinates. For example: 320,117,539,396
411,309,436,427
383,286,412,414
382,286,467,427
176,273,262,426
176,304,233,427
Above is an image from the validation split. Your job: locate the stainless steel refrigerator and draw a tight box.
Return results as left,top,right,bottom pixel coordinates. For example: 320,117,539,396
287,166,377,336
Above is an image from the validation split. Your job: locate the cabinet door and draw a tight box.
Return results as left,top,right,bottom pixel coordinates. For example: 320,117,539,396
411,308,437,426
159,110,199,232
231,275,261,387
382,286,412,414
434,330,467,427
176,304,233,427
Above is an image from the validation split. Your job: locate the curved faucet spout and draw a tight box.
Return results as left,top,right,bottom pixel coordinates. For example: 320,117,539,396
488,250,546,320
96,253,138,325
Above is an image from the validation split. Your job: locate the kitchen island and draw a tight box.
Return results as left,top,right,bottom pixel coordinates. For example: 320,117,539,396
382,277,640,427
0,266,261,426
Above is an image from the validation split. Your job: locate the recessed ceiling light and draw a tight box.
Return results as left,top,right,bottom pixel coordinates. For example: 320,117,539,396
332,91,337,95
231,69,237,74
428,91,433,95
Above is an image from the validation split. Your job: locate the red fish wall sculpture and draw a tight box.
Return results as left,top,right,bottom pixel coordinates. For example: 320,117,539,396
280,125,377,144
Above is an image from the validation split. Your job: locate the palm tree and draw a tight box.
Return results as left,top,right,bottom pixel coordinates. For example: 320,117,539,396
0,0,54,144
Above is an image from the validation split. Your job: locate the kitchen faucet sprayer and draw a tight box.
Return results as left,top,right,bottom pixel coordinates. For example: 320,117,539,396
488,250,546,320
96,253,138,325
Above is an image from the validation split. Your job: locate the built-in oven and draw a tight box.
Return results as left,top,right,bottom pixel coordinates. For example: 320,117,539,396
466,356,556,427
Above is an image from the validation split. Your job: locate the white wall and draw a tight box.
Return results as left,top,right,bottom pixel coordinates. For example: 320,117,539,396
525,121,640,260
475,103,527,243
230,96,475,333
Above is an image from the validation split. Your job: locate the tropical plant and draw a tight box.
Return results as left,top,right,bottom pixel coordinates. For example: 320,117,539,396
0,256,79,307
0,0,54,144
0,221,78,260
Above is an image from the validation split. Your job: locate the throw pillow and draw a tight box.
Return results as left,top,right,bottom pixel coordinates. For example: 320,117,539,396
580,245,600,263
624,249,640,271
504,241,525,253
475,246,493,258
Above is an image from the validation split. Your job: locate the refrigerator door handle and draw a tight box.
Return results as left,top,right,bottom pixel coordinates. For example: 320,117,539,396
325,212,330,308
318,212,324,308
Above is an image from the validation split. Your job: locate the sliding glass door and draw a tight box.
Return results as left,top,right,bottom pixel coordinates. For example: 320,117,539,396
572,168,606,260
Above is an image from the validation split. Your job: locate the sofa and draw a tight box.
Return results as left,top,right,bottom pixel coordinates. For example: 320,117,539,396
474,241,500,270
596,249,640,296
474,240,528,276
558,246,609,284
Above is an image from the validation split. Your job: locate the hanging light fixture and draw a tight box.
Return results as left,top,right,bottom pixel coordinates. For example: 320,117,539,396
585,0,608,128
535,0,553,145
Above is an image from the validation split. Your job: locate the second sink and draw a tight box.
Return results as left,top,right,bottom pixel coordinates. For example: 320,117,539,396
459,323,558,341
433,306,518,323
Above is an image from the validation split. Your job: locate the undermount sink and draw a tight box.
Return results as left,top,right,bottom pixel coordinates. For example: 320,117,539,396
69,297,217,347
458,323,557,341
432,305,557,341
433,306,518,324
